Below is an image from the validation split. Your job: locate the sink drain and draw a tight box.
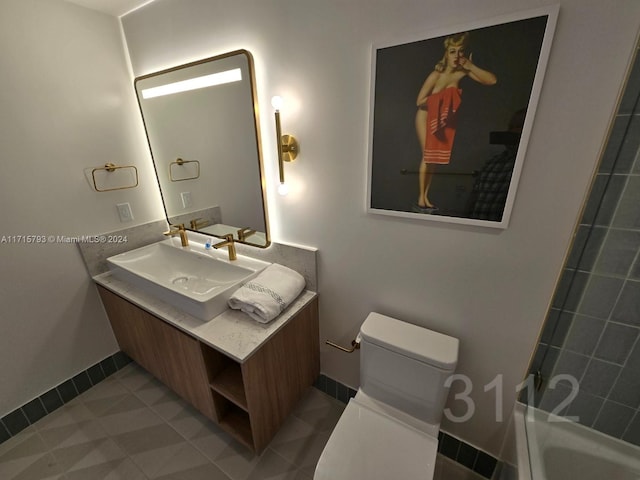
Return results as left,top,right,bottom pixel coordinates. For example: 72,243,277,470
172,276,189,285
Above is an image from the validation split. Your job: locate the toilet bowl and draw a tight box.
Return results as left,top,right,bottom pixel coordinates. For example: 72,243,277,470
314,392,440,479
314,312,459,480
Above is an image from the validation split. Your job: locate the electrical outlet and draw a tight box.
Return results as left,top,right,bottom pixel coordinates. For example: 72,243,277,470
116,202,133,222
181,192,193,209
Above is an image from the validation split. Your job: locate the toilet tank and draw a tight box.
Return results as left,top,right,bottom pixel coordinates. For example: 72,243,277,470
359,312,459,426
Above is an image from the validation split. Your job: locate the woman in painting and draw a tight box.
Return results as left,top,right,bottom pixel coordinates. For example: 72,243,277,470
414,32,497,212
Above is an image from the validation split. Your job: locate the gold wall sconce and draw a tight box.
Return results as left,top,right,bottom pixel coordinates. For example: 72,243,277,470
272,96,299,195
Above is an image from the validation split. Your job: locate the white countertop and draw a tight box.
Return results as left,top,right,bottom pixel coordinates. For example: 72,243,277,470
94,271,317,363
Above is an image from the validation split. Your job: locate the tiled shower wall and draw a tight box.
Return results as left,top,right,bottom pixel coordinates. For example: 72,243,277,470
528,46,640,446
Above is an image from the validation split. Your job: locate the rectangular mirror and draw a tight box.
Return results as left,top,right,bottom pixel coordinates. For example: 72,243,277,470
135,49,270,247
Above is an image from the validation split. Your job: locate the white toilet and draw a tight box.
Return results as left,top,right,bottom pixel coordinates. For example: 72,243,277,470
314,312,459,480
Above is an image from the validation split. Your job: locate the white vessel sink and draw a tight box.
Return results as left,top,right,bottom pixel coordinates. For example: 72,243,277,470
106,239,271,321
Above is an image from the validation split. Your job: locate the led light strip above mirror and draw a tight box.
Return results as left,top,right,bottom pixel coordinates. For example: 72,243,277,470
141,68,242,99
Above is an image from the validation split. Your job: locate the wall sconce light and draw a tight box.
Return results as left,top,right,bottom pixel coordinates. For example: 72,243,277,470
272,96,299,196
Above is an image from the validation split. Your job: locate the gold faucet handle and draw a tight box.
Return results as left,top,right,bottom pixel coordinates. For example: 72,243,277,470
164,224,189,246
237,227,256,241
163,223,184,235
190,218,209,229
213,234,237,260
212,234,233,247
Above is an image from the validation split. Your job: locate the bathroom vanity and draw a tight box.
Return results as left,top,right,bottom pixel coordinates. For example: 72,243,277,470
78,44,321,455
94,273,319,454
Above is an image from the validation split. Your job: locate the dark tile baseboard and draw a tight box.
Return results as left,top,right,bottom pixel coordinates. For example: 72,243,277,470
0,351,132,444
438,430,499,479
313,373,499,479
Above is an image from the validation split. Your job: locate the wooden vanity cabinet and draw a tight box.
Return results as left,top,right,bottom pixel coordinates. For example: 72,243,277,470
97,286,216,421
97,285,320,453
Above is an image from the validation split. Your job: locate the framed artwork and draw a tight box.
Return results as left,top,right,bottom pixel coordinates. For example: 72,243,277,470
366,6,559,228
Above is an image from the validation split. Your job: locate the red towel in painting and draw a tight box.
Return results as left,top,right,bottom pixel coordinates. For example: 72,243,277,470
423,87,462,164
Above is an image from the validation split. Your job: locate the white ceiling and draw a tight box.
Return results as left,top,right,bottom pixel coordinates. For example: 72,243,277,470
65,0,153,17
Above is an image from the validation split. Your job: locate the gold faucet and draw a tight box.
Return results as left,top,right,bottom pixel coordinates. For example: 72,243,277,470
237,227,256,242
164,223,189,247
190,218,209,230
213,234,237,261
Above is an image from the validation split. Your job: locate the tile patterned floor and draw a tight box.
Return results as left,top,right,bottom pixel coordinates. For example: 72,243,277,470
0,362,485,480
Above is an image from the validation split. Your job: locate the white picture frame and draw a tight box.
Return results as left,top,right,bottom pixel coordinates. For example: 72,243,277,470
366,6,559,229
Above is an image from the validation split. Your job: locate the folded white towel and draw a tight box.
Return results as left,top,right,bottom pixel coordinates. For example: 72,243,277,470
228,263,306,323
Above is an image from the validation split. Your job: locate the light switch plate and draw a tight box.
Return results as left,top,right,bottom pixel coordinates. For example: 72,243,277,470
181,192,193,209
116,202,133,222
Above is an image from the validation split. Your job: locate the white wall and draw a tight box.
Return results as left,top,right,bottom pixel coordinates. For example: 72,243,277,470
121,0,640,455
2,0,639,459
0,0,164,415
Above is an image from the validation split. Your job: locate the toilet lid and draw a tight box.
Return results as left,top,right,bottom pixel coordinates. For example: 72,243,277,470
314,397,438,480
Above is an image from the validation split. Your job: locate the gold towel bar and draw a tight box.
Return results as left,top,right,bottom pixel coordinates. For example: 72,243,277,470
169,157,200,182
91,163,138,192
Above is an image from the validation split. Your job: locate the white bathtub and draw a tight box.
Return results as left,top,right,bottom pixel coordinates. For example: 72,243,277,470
513,402,640,480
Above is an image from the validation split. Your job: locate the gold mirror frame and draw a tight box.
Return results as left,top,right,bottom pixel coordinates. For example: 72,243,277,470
134,50,270,248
